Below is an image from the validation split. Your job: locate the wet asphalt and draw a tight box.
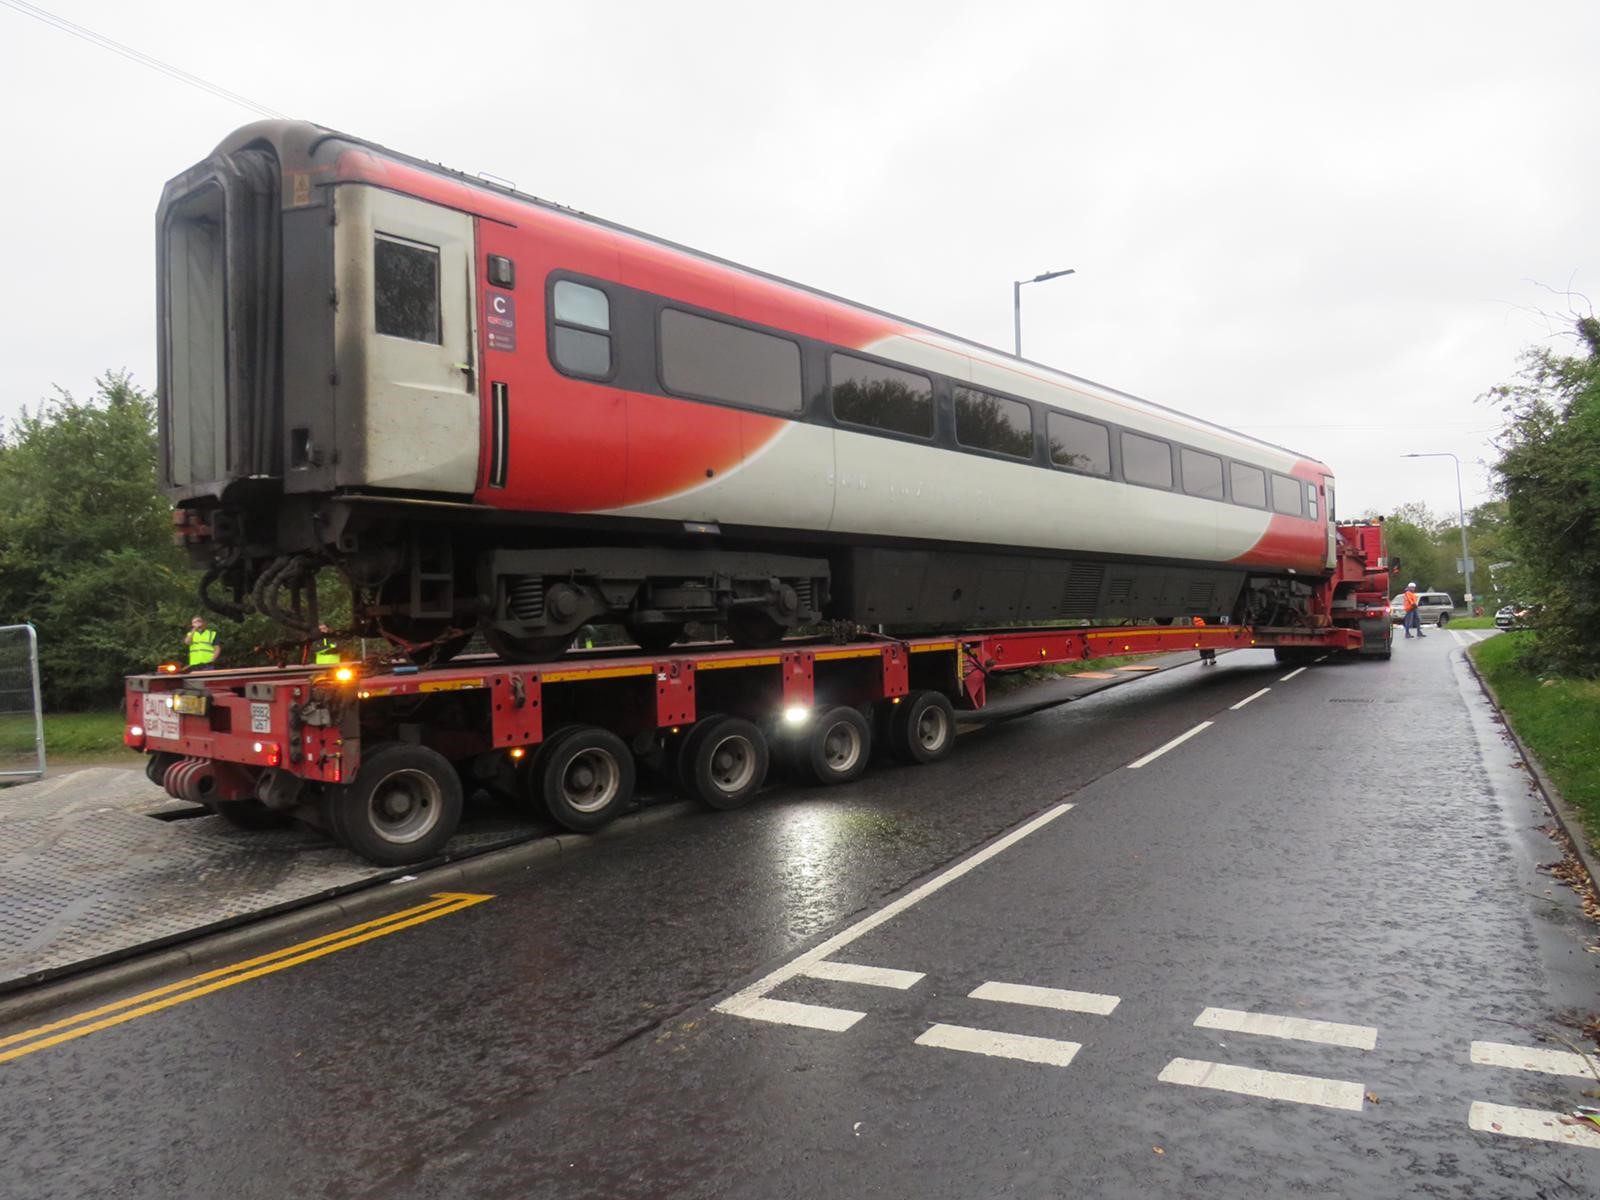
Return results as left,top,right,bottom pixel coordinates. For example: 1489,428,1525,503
1,633,1596,1199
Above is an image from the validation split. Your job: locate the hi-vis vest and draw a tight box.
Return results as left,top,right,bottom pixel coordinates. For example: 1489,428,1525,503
188,628,219,665
314,638,340,664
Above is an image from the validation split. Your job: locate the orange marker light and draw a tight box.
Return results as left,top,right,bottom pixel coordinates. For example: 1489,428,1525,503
334,666,355,683
509,747,527,760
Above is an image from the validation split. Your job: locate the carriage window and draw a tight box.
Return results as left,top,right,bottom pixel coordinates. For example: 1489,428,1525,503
1046,412,1111,475
551,280,611,377
830,354,933,438
661,309,802,413
1180,449,1225,500
1121,431,1173,488
1230,462,1267,508
1271,473,1303,516
375,235,441,344
1307,482,1319,520
954,386,1033,458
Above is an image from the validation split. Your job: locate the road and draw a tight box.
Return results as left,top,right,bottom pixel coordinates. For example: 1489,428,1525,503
2,630,1596,1199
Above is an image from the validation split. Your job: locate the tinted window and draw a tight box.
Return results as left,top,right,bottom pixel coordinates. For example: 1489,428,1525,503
375,235,440,343
660,309,802,413
1231,462,1267,508
954,386,1033,458
1046,412,1111,475
551,280,610,377
1121,431,1173,488
831,354,933,437
1180,449,1225,499
1271,473,1303,516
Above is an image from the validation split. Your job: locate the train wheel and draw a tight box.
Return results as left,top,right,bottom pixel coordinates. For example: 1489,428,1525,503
795,706,872,786
332,743,463,866
625,621,684,655
726,610,785,649
483,625,573,662
538,726,636,832
685,715,768,810
888,690,957,765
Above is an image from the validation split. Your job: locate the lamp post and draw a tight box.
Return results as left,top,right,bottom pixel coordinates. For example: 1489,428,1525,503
1013,268,1075,357
1401,451,1473,605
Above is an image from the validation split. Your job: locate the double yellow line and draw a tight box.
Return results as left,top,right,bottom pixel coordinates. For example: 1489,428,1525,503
0,891,493,1064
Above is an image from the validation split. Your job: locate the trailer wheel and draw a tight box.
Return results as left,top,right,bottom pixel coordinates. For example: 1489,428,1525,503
333,743,463,866
794,706,871,787
888,690,957,765
684,715,769,810
214,800,293,831
145,751,181,790
538,726,636,832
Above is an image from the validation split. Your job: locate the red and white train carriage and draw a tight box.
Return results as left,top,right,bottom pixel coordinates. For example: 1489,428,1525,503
159,121,1338,660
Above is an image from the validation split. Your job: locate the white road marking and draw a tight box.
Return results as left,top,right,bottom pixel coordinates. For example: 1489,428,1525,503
1467,630,1490,641
916,1023,1082,1067
969,981,1120,1015
1315,655,1329,662
1194,1007,1377,1050
1126,722,1213,769
715,996,865,1032
715,804,1075,1023
801,960,925,990
1158,1057,1365,1111
1449,629,1467,646
1278,666,1308,681
1229,688,1271,711
1470,1040,1598,1078
1469,1101,1600,1150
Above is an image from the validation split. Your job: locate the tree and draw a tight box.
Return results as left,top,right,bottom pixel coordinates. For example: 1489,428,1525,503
0,374,194,707
1487,315,1600,674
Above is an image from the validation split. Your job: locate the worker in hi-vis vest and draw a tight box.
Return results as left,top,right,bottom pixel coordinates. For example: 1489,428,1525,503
314,623,340,664
185,615,220,667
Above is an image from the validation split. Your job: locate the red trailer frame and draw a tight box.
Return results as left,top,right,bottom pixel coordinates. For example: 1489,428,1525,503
124,522,1390,866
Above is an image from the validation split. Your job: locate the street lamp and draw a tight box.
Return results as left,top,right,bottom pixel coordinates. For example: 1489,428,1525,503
1013,268,1075,357
1401,452,1473,605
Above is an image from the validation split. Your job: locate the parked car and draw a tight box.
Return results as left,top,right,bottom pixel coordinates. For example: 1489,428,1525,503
1389,591,1456,626
1494,603,1533,630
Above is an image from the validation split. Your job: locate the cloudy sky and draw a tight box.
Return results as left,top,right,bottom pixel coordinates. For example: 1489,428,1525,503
2,0,1593,522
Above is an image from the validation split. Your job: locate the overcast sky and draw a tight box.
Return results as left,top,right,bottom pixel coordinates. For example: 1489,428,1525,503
2,0,1593,522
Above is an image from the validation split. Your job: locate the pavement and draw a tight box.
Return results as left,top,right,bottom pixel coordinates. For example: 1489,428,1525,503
0,648,1213,997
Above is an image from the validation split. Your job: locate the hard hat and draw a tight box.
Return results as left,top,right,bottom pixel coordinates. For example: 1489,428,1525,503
1406,582,1417,589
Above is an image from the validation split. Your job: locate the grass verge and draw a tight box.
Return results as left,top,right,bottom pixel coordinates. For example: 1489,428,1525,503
1447,616,1498,630
1471,632,1600,846
1,710,137,766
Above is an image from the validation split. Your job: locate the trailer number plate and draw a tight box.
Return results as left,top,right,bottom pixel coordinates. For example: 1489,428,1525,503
141,692,180,741
250,702,272,734
171,692,209,717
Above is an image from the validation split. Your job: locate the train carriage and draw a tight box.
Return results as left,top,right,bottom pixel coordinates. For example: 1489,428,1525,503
158,121,1337,660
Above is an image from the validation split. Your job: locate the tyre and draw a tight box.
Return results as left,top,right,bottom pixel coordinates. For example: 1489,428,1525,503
329,742,464,866
887,690,957,765
795,705,872,786
537,725,636,832
214,799,293,831
1436,612,1450,628
145,751,181,789
684,716,769,810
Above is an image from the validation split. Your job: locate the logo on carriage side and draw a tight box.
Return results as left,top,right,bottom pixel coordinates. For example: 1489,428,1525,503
487,291,516,351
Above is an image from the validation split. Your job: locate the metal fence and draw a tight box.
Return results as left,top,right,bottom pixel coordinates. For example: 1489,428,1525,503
0,624,45,783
